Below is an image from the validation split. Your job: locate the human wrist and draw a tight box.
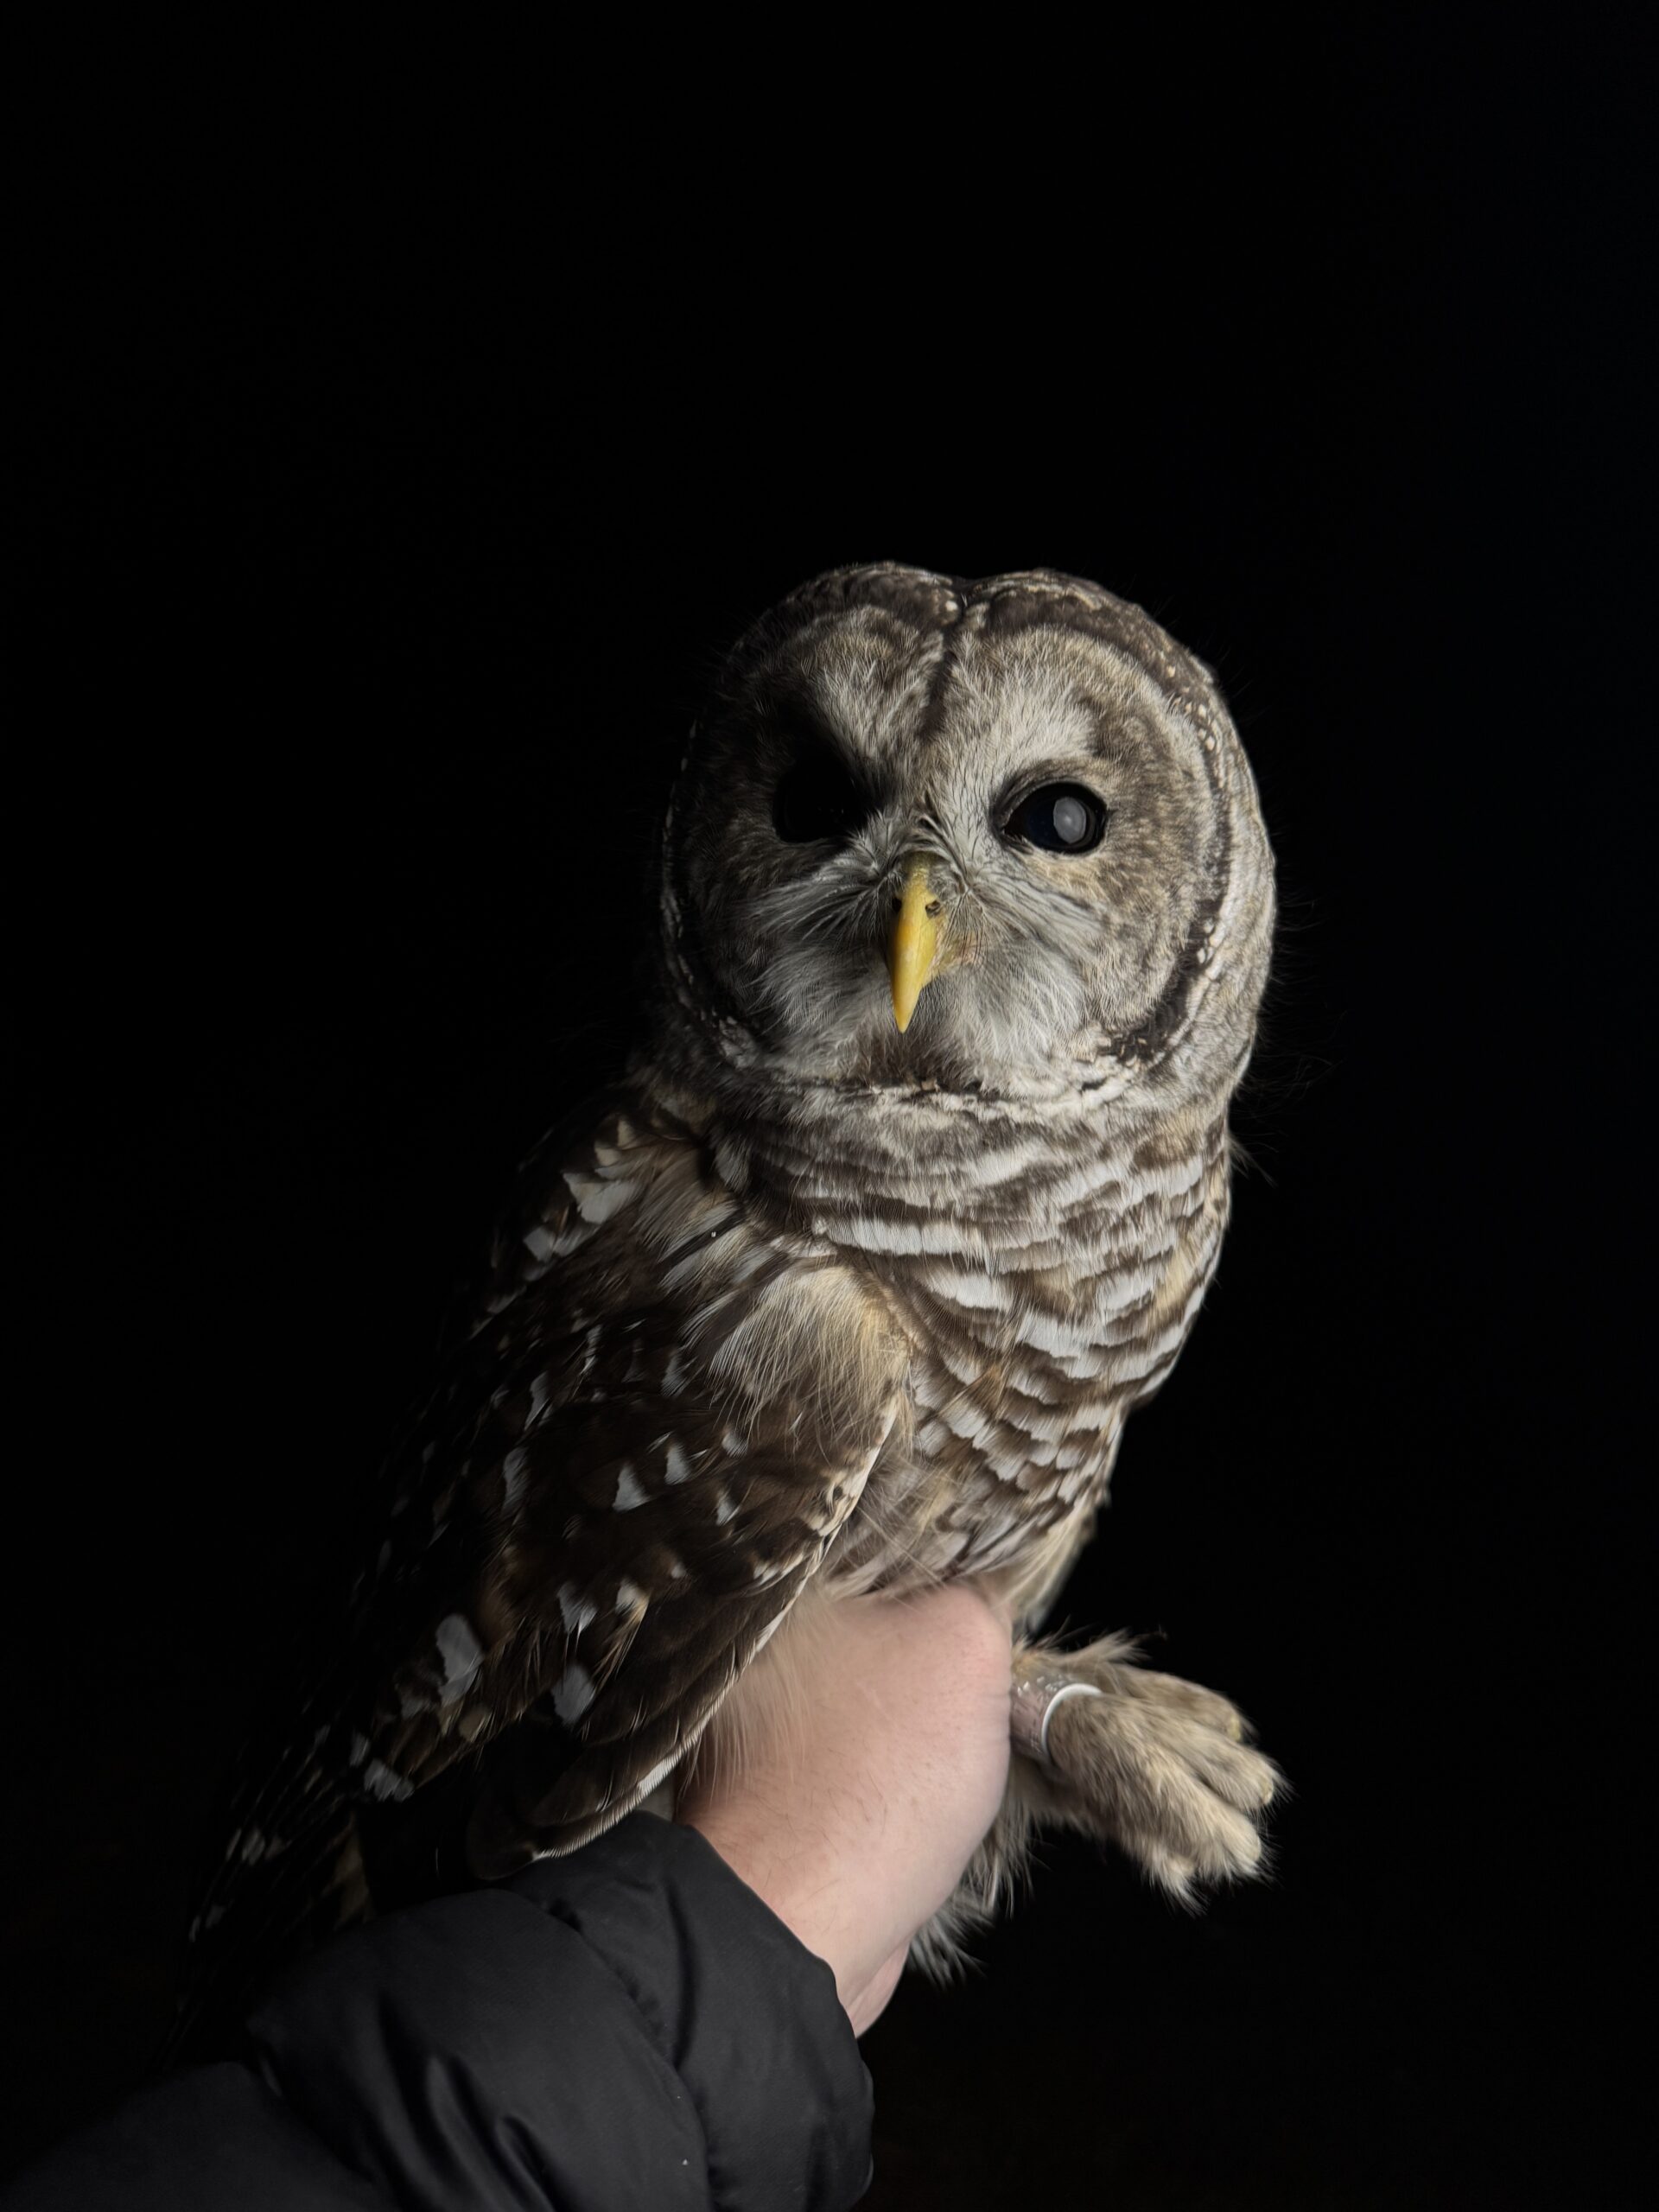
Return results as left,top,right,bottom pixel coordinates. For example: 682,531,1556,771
675,1586,1015,2034
679,1796,876,2027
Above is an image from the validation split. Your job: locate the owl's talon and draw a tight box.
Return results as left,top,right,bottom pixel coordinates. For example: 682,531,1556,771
1011,1634,1284,1900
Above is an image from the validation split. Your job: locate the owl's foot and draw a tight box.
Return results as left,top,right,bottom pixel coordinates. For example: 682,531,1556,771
1012,1633,1284,1903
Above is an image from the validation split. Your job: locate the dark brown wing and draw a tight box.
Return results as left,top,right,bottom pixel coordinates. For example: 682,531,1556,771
357,1096,906,1873
173,1094,904,2050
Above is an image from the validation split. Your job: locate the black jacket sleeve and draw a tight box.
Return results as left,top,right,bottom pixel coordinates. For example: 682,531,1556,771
3,1814,874,2212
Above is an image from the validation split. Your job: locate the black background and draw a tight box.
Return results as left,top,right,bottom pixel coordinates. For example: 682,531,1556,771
9,21,1647,2209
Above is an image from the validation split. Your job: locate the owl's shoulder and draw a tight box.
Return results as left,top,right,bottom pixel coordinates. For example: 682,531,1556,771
448,1081,906,1438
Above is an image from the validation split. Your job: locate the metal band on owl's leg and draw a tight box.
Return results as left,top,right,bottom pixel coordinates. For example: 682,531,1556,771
1010,1669,1104,1769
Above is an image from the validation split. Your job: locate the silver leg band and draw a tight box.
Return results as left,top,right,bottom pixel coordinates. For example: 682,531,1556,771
1010,1675,1104,1767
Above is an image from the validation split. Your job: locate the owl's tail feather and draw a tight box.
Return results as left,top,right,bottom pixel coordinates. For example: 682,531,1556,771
159,1768,370,2070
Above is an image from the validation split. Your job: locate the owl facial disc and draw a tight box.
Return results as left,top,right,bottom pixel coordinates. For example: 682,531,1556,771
888,858,944,1032
658,566,1275,1096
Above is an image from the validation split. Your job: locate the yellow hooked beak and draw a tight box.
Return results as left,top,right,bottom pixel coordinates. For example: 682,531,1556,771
888,859,943,1033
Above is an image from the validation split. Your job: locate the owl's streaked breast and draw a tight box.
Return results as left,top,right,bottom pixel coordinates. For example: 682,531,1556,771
725,1090,1233,1602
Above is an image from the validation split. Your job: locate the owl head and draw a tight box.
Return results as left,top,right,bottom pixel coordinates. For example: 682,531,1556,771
652,564,1274,1108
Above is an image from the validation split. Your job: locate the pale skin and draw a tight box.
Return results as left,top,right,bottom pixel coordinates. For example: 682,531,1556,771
676,1586,1014,2037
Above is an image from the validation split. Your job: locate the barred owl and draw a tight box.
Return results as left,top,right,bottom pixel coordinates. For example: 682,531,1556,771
182,563,1281,2033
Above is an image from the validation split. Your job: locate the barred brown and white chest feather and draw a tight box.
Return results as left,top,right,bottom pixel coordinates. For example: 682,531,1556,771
706,1082,1236,1605
181,562,1274,2037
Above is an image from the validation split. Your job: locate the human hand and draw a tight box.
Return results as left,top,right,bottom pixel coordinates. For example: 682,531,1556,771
675,1586,1014,2036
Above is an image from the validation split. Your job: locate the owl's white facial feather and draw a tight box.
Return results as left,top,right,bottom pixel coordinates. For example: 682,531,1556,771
655,567,1268,1108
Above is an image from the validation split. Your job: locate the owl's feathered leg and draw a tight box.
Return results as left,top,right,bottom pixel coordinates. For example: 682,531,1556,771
910,1633,1285,1981
1014,1633,1284,1900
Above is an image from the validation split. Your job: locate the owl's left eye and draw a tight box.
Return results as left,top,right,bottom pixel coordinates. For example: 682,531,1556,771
1004,782,1109,854
772,748,874,845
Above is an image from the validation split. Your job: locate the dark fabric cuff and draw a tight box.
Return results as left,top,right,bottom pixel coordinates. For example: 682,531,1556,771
506,1814,874,2212
244,1810,871,2211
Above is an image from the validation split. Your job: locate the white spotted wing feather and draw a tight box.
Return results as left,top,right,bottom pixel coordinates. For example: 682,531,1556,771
282,1097,904,1890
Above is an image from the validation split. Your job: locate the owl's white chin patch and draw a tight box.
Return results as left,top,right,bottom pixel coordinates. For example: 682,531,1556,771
754,944,888,1066
759,947,1092,1097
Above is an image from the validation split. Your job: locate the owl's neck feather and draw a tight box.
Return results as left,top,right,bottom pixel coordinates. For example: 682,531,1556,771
641,910,1252,1217
633,1035,1233,1247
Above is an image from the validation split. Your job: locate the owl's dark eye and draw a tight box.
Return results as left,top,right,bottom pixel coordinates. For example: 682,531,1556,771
1005,782,1109,854
772,748,874,845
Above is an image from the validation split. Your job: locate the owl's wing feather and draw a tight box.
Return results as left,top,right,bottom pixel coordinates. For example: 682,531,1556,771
177,1096,906,2046
331,1096,909,1876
